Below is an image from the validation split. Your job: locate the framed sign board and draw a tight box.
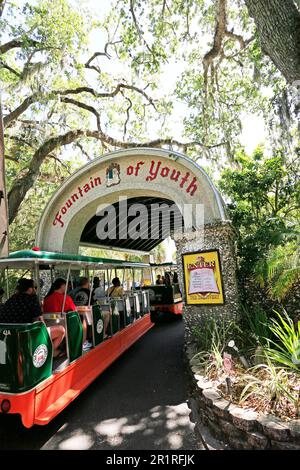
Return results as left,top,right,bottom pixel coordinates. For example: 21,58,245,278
182,250,225,305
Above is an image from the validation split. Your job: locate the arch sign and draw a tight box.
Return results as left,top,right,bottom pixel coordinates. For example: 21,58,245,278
36,148,226,253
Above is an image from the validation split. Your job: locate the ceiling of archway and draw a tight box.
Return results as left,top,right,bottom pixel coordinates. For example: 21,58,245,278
80,196,184,252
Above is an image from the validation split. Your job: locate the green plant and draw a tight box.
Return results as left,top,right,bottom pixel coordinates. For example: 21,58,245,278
192,316,242,352
239,361,298,412
265,310,300,371
192,316,243,377
254,241,300,300
241,305,271,347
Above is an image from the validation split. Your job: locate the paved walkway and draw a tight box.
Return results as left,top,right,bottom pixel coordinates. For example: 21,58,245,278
0,319,203,450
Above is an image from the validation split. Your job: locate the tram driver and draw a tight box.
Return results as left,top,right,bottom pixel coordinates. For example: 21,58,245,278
0,278,65,358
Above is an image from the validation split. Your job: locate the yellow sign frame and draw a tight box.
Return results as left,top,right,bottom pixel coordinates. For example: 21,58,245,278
182,249,225,305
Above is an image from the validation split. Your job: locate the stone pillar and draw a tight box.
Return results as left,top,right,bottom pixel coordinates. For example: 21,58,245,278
174,221,240,339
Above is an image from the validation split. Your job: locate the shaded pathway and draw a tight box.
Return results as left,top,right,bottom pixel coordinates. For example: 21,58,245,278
0,319,202,450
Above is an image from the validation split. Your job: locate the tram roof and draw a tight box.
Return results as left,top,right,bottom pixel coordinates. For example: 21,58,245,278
150,262,177,268
0,250,150,269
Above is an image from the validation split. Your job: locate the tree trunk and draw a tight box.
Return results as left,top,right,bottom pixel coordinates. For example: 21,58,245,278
245,0,300,84
8,130,85,224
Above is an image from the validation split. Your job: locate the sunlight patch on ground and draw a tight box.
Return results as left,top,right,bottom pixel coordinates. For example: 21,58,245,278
94,417,128,437
58,430,93,450
89,402,195,449
41,402,196,450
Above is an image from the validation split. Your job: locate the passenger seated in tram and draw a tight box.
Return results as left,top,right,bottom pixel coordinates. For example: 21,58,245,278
164,272,171,286
104,277,125,335
107,277,124,298
71,277,95,306
43,278,92,351
43,278,77,313
0,278,65,358
92,276,106,301
155,275,162,285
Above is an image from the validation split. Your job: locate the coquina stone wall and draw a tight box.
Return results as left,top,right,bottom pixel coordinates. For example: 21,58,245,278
185,345,300,450
174,221,240,338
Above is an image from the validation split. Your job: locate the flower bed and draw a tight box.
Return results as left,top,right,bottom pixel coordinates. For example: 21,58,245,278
186,345,300,450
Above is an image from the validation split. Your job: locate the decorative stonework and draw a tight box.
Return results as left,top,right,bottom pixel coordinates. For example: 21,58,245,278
185,345,300,450
174,221,240,339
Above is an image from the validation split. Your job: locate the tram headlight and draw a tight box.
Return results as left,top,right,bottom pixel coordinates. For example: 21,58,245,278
1,399,11,413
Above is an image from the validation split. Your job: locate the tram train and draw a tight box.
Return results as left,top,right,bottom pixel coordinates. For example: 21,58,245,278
0,249,182,427
146,262,183,322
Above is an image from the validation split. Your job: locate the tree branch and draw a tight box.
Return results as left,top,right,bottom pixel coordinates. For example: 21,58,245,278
129,0,154,55
4,83,157,128
0,60,20,77
203,0,227,92
3,93,40,127
0,38,41,54
122,95,133,140
8,129,85,223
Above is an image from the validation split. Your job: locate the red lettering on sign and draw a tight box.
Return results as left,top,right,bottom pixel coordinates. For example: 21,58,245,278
53,212,64,228
170,169,180,181
186,176,197,196
180,172,190,188
134,161,144,176
83,183,91,193
146,160,161,181
161,167,170,177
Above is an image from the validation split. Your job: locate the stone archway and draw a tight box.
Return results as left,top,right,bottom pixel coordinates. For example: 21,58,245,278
36,148,226,252
36,148,239,328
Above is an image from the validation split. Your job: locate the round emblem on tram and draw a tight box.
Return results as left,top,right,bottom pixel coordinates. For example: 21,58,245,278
96,319,104,334
33,344,48,368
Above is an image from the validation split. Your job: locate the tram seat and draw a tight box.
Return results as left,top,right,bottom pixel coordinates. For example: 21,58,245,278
64,311,83,362
133,293,141,318
124,296,132,325
137,291,144,316
44,311,84,363
0,321,53,393
76,306,93,326
91,304,105,346
141,290,150,314
110,299,121,333
114,299,126,329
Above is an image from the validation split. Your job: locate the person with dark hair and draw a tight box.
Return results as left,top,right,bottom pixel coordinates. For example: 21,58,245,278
164,272,171,286
93,277,100,289
43,278,76,313
106,277,124,298
0,279,40,323
72,277,95,306
93,276,106,300
0,278,65,358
